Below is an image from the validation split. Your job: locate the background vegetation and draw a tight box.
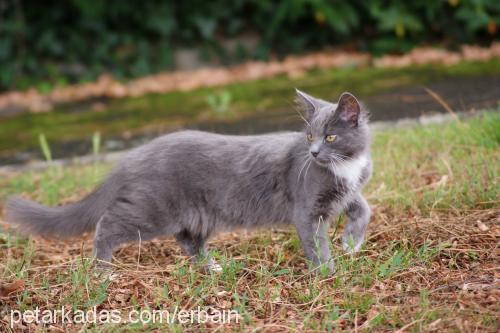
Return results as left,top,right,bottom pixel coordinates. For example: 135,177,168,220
1,0,498,90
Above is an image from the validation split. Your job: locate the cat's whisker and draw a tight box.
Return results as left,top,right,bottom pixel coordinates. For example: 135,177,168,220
330,158,341,166
332,151,348,158
329,160,337,171
303,159,313,192
329,159,343,179
332,156,346,163
297,156,311,183
333,153,350,160
294,108,310,127
334,151,350,157
329,160,335,174
331,153,348,163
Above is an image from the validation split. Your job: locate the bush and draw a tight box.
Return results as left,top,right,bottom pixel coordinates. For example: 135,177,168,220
0,0,498,91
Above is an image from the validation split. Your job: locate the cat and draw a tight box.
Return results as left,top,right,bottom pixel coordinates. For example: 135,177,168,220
5,90,372,274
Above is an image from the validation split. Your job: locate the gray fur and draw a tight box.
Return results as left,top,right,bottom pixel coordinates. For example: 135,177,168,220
5,90,372,273
6,174,120,237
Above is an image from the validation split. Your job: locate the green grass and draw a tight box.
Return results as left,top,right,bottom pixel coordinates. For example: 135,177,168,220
369,112,499,212
0,58,499,155
0,113,498,331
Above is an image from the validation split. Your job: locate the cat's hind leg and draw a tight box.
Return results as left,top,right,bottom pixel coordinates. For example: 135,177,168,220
93,216,118,267
174,229,221,273
342,193,371,253
93,210,156,269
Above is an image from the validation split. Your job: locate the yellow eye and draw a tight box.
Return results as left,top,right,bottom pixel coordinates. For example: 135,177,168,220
325,135,337,142
307,134,313,142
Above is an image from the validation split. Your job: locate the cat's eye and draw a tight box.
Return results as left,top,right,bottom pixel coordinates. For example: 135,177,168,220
306,134,313,142
325,135,337,143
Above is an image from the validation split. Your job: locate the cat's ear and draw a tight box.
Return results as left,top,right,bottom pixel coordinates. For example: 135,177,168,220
295,89,326,120
336,92,361,126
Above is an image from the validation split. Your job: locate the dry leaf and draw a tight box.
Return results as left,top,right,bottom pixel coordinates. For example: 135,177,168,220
0,280,25,297
476,220,489,232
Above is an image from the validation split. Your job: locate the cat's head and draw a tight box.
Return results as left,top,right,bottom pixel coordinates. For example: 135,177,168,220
295,89,370,167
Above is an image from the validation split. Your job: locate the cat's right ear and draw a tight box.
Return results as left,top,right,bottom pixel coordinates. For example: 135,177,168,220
295,89,322,121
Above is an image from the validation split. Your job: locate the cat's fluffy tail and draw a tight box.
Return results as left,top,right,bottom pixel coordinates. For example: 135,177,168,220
5,173,119,238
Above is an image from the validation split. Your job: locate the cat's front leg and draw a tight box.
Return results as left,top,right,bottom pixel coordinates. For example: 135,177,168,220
294,217,334,274
342,193,371,253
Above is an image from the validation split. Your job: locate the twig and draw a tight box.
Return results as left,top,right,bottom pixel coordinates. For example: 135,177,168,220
395,318,425,333
424,87,459,121
137,229,142,271
355,309,359,333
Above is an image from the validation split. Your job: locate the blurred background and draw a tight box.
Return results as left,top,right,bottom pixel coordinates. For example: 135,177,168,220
0,0,499,165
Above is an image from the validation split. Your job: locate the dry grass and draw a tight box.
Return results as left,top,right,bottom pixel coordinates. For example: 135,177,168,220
0,112,498,332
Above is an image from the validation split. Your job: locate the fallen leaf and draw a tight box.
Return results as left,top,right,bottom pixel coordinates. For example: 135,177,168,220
0,280,25,297
476,220,489,232
216,290,228,297
115,293,129,303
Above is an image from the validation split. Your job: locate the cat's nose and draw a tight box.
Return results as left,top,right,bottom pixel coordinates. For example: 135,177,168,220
311,151,319,158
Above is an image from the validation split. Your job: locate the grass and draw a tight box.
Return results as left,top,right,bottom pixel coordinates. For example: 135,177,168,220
0,58,499,156
0,112,499,331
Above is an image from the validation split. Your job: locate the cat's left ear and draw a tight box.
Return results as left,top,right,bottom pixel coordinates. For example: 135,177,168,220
295,89,328,120
336,92,361,126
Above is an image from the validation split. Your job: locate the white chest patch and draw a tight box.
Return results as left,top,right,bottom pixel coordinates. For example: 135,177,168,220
329,155,368,185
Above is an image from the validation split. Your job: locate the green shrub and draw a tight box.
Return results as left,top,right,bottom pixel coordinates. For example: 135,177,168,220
0,0,498,90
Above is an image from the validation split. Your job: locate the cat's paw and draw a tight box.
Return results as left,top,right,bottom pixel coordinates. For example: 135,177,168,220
207,262,223,273
93,267,120,281
201,259,223,274
342,236,363,254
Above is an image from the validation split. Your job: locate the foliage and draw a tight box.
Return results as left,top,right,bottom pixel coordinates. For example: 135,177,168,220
206,90,232,114
38,133,52,163
0,0,498,90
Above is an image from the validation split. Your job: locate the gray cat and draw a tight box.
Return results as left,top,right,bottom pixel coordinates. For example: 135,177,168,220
5,90,372,274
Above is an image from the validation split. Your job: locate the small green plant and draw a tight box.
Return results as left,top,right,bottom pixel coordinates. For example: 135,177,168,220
38,133,52,162
378,250,408,278
92,131,101,157
206,91,232,114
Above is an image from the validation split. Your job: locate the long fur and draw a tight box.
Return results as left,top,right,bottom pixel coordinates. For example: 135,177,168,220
5,90,373,272
5,172,120,237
